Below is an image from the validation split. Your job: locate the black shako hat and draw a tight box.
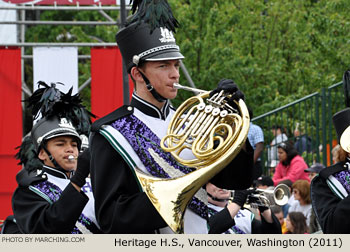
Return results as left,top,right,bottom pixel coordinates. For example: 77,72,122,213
333,107,350,153
304,163,325,173
31,116,81,153
116,22,184,73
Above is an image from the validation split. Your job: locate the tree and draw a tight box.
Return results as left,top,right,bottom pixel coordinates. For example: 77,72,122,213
23,1,350,116
170,0,350,113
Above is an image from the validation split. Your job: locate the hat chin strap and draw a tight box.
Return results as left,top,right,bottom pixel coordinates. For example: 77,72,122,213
138,70,167,102
42,145,73,177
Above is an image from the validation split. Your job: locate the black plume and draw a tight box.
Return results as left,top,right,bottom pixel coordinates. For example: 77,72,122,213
49,87,95,136
15,134,42,172
343,70,350,107
128,0,179,33
25,81,95,136
25,81,63,119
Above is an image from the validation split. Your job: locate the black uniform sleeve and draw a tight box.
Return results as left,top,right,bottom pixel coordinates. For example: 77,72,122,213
208,207,235,234
210,140,254,190
0,215,21,234
90,132,167,233
12,182,88,234
311,175,350,233
251,212,281,234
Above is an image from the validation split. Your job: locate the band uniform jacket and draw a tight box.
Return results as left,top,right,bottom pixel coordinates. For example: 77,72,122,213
90,94,254,234
208,204,281,234
311,160,350,233
12,166,100,234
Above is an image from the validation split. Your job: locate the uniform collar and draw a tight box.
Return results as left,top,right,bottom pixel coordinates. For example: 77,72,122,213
131,92,171,120
42,165,72,179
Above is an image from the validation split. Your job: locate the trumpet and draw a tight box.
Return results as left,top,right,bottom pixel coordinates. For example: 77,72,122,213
231,184,291,208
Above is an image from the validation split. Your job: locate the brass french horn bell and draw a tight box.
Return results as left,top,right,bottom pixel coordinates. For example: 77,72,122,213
134,83,250,233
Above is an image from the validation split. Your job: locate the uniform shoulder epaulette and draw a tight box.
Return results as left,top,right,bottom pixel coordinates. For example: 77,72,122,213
91,105,134,132
16,168,47,187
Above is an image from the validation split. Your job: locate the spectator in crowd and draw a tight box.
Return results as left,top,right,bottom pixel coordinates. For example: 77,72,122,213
311,108,350,233
268,125,288,168
247,108,264,180
293,123,312,155
304,163,325,233
331,144,341,164
272,142,310,186
285,212,309,234
206,182,281,234
304,163,325,181
270,205,286,234
254,175,274,190
289,180,312,227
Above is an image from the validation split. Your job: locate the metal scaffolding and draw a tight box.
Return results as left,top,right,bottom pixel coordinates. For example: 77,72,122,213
0,1,197,131
0,1,128,97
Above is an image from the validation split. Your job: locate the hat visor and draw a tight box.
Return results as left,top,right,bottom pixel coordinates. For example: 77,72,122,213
45,131,80,142
144,50,184,62
340,126,350,153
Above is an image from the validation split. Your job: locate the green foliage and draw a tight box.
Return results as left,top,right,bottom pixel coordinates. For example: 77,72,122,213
23,1,350,116
169,0,350,114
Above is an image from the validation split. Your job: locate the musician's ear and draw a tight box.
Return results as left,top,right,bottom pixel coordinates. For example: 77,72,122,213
130,67,144,83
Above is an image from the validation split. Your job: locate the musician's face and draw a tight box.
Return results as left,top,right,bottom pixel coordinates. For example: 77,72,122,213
206,183,231,200
143,60,180,100
38,136,79,172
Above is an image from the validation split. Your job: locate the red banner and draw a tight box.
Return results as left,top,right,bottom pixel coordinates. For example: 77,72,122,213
0,47,23,219
90,47,133,120
2,0,119,5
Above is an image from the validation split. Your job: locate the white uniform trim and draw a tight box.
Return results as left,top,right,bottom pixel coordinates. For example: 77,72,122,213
99,111,208,234
326,175,349,200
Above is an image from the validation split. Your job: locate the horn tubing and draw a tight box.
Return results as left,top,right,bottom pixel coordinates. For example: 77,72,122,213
137,91,249,233
173,83,206,94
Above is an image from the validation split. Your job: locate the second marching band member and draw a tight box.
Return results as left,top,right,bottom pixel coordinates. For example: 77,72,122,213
311,108,350,233
12,83,100,234
89,1,254,233
206,182,281,234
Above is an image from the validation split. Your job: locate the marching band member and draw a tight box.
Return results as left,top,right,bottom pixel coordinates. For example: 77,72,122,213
206,182,281,234
311,108,350,233
89,0,254,233
12,83,100,234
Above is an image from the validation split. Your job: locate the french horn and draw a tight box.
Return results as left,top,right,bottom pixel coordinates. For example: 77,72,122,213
134,83,250,233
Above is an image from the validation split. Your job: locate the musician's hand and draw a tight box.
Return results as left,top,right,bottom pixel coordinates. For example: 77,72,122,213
71,148,91,189
247,195,269,213
209,79,245,110
232,188,255,207
210,79,245,100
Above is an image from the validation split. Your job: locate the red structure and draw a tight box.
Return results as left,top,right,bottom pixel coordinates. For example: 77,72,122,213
91,47,133,120
3,0,118,5
0,46,131,222
0,47,23,220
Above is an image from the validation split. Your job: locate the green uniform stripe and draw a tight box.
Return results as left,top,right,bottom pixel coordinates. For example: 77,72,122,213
99,128,143,191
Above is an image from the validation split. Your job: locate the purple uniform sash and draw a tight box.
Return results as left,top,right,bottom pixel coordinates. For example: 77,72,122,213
31,180,99,234
111,114,208,220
